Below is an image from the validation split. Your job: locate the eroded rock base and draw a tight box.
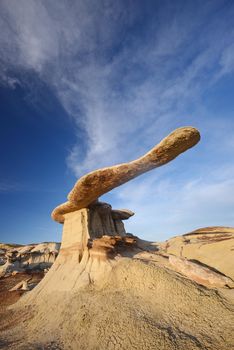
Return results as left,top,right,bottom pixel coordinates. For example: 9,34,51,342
2,257,234,350
4,217,234,350
18,206,136,306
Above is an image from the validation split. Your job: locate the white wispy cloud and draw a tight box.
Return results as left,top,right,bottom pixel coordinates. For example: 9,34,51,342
1,0,234,238
1,1,234,172
0,181,22,193
111,164,234,240
218,43,234,77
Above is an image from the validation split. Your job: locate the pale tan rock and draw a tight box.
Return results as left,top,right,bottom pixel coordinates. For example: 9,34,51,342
5,225,234,350
9,277,32,291
30,242,60,254
16,245,34,254
168,255,234,288
19,208,138,303
111,209,134,220
11,271,19,276
52,127,200,223
13,126,234,350
0,242,61,276
162,226,234,281
10,241,234,350
16,127,201,304
0,260,23,278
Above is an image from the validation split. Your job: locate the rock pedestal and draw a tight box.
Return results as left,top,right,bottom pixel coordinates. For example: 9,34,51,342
20,203,135,305
18,127,201,305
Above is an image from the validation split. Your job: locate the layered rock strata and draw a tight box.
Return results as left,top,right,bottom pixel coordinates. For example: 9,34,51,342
0,242,60,277
161,226,234,281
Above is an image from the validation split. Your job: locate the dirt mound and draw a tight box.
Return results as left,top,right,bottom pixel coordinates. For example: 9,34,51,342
0,225,234,350
0,272,44,337
1,246,234,349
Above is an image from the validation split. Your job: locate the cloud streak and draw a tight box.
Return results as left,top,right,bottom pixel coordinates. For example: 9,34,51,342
1,0,234,239
112,164,234,240
0,181,22,193
1,1,234,170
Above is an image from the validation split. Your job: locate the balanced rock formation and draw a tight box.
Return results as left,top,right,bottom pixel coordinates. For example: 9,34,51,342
52,126,200,223
6,127,234,349
19,127,200,301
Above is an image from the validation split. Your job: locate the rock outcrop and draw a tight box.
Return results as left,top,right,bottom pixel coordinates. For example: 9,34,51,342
160,226,234,281
168,254,234,288
0,242,60,277
19,127,200,300
2,227,234,349
52,127,200,223
9,277,32,291
8,126,234,350
4,235,234,350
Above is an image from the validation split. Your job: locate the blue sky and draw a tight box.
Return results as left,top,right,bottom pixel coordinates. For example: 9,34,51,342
0,0,234,244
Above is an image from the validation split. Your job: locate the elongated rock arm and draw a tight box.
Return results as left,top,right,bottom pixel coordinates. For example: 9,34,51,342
52,127,200,223
19,126,200,304
11,127,234,350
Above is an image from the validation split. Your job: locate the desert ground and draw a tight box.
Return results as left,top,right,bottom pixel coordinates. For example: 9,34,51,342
0,226,234,350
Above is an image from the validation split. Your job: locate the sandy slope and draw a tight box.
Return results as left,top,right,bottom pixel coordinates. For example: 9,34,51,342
0,227,234,349
1,254,234,349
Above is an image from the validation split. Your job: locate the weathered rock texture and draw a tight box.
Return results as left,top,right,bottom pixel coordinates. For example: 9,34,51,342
0,242,60,277
1,227,234,350
160,226,234,281
6,126,234,350
3,236,234,350
19,207,137,305
52,127,200,223
21,127,200,302
9,277,32,291
168,255,234,288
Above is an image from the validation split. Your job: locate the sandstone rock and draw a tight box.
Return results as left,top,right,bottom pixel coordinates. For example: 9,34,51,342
0,242,61,276
18,127,201,302
168,255,234,288
7,126,224,350
161,226,234,281
29,242,60,254
19,208,139,302
9,277,32,291
52,127,200,223
111,209,134,220
0,259,24,278
8,236,234,350
11,271,19,276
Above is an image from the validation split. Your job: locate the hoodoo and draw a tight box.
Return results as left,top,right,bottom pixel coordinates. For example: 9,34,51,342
21,127,200,301
5,126,234,350
52,126,200,223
